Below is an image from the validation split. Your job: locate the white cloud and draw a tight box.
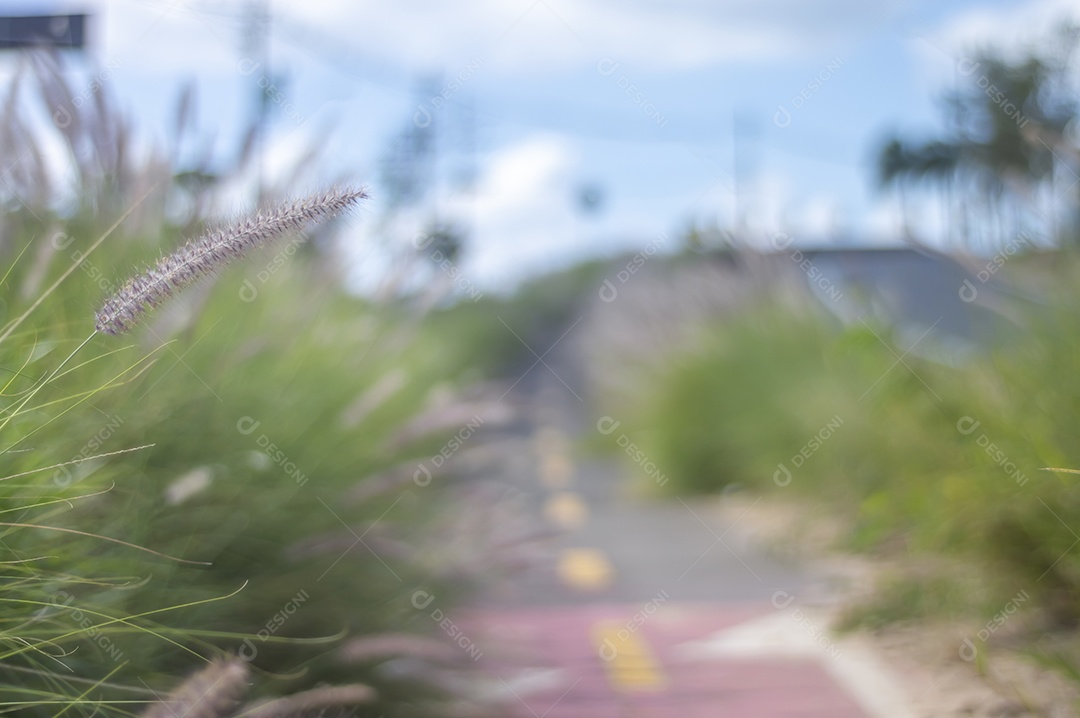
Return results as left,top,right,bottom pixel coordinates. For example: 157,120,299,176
799,196,839,237
32,0,1018,288
936,0,1080,57
453,133,580,287
910,0,1080,83
342,133,582,294
744,170,792,237
87,0,903,79
473,135,573,215
865,196,903,238
98,0,238,75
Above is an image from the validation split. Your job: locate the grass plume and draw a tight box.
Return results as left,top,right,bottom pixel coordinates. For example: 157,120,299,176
95,186,366,335
139,658,249,718
238,685,376,717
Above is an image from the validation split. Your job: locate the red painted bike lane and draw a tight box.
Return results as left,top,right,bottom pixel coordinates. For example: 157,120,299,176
464,603,872,717
455,351,910,717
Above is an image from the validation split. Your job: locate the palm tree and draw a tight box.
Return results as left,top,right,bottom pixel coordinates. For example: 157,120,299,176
876,137,960,243
875,23,1079,249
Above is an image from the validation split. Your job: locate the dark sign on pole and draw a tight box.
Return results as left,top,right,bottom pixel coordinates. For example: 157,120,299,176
0,14,87,49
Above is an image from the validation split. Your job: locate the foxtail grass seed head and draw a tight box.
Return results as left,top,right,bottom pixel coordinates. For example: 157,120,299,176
95,186,366,335
140,658,249,718
240,685,376,718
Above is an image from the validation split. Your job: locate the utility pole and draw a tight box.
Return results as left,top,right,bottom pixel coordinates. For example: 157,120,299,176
242,0,270,199
732,110,758,237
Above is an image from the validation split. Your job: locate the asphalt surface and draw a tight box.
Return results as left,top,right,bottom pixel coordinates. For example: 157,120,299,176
457,315,895,717
473,368,810,608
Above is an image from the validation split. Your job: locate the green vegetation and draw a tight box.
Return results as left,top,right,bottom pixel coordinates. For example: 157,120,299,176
0,206,487,715
876,22,1078,246
836,574,982,632
599,258,1080,631
0,55,490,717
422,257,611,379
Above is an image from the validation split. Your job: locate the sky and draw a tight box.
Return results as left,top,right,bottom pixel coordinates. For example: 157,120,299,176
6,0,1080,292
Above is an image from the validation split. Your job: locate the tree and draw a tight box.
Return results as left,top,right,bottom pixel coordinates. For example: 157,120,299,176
877,137,961,241
874,22,1079,248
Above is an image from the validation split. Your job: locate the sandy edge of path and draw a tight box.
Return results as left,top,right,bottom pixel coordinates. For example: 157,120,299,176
715,492,1080,718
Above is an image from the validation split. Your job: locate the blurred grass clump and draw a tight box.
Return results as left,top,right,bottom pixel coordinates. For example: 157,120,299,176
597,255,1080,627
0,51,501,717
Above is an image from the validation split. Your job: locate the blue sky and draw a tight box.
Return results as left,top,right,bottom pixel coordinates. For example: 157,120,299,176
8,0,1079,290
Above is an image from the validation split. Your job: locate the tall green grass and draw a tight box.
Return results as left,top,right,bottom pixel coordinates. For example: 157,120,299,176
0,207,491,715
0,49,505,716
603,264,1080,627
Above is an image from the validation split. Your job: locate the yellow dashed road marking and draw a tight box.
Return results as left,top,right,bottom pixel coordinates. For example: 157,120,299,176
557,548,613,592
544,491,588,529
538,452,574,487
534,426,567,456
592,620,667,692
536,427,618,598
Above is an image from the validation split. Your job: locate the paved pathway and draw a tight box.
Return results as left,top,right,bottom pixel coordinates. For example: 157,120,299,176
461,335,909,717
